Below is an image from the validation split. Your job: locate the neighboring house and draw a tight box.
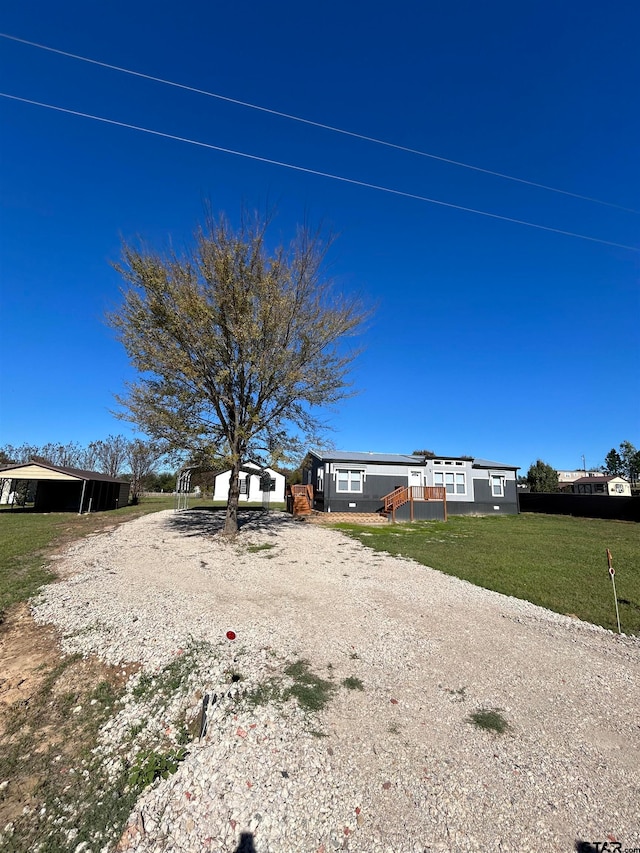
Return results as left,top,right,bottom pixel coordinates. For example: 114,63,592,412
303,450,519,519
213,462,286,504
556,470,601,491
571,475,632,496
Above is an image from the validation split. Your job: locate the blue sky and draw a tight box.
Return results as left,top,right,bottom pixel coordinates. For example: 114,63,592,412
1,0,638,474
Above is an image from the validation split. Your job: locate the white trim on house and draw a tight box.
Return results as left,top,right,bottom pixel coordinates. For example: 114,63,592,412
334,468,365,493
213,462,286,503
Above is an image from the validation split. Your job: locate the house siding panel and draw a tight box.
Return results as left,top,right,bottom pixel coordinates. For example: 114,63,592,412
394,501,446,521
323,471,402,513
427,461,474,502
464,477,518,514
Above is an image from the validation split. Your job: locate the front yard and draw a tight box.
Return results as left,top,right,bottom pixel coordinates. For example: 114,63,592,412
335,513,640,635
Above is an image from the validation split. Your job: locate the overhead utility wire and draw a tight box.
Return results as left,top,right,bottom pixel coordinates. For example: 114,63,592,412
1,93,637,253
1,32,637,216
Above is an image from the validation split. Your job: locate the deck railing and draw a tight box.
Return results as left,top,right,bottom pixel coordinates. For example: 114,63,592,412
382,485,447,522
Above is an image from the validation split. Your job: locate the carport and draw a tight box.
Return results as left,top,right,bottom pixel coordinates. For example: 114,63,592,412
0,461,130,513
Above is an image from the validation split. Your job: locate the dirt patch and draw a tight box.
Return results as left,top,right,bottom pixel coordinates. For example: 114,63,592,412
0,604,138,833
0,604,61,717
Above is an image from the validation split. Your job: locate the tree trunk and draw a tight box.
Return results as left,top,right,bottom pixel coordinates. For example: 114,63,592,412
224,457,241,536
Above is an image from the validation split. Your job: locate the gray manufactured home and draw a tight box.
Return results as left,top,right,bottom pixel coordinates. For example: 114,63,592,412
304,450,518,519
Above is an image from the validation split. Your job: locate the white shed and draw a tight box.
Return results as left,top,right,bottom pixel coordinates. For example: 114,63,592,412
213,462,286,503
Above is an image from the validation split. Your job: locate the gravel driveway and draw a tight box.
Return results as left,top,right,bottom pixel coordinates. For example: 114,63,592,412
31,509,640,853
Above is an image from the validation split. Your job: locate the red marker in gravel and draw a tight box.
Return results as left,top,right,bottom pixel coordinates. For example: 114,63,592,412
226,630,236,640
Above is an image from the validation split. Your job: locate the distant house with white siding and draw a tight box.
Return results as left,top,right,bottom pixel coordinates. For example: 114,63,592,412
213,462,286,503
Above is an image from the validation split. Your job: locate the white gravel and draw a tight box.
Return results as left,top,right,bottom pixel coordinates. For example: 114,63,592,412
28,509,640,852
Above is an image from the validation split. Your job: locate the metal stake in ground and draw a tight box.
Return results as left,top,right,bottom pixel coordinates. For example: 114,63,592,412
606,548,622,634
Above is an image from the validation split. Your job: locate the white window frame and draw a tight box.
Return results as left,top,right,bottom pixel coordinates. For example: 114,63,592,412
317,467,324,492
491,475,504,497
434,470,466,495
335,468,364,493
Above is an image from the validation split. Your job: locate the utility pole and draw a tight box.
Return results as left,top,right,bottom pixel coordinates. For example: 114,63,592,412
581,454,586,475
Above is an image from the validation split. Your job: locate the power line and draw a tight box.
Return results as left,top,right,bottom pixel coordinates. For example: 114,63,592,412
1,31,638,216
1,92,637,252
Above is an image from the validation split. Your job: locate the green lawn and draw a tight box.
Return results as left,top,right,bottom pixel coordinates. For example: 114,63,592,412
334,513,640,636
0,496,179,614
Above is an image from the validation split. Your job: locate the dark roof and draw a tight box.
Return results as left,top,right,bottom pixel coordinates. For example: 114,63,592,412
0,460,128,483
310,450,426,465
309,450,518,469
472,458,519,470
573,475,628,485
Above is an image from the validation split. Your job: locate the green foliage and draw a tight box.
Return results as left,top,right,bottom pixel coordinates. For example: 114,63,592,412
618,440,640,481
336,514,640,635
132,644,207,700
245,659,336,713
604,448,624,476
468,708,509,734
526,459,559,492
284,659,336,712
145,470,177,492
341,676,365,691
244,677,286,707
127,747,188,788
108,208,369,534
0,651,136,853
246,542,276,553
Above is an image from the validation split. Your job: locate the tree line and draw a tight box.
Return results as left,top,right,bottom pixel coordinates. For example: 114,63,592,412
0,437,172,501
525,440,640,492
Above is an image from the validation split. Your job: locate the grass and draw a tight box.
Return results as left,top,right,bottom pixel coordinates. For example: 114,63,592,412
244,659,336,714
342,676,365,691
0,496,179,615
335,513,640,635
0,497,212,851
0,652,134,852
126,746,188,788
131,641,211,700
284,659,335,712
468,708,510,734
246,543,276,553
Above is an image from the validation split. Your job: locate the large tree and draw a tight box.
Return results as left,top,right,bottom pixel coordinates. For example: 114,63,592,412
526,460,559,492
108,210,367,534
603,447,624,476
619,440,640,483
603,441,639,482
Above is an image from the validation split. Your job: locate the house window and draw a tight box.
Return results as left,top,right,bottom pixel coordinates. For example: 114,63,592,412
317,467,324,492
491,475,504,497
614,483,624,494
239,479,248,494
336,469,363,493
434,471,466,495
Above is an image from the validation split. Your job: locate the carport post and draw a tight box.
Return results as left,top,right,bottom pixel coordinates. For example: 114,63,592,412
78,479,87,515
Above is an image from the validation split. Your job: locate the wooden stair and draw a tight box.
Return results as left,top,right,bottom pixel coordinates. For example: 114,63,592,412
289,484,313,516
381,485,447,522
